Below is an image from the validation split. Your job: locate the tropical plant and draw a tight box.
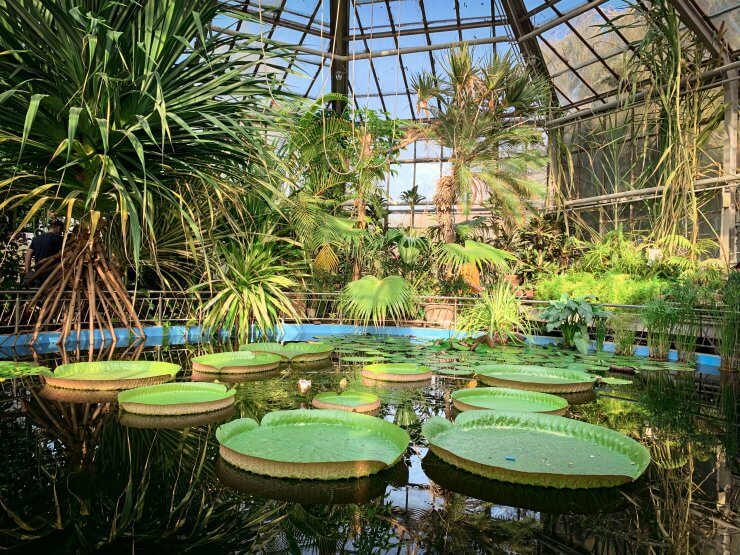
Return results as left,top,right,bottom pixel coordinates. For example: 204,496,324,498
716,272,739,371
576,228,646,276
609,312,640,356
540,294,610,354
197,238,305,342
663,282,702,362
641,298,680,360
457,282,530,346
0,0,287,342
410,47,549,243
610,0,724,245
399,185,426,230
438,240,515,292
534,271,667,305
338,275,417,326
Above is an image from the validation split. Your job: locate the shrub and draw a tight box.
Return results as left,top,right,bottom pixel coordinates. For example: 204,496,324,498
457,281,530,345
540,294,610,354
534,271,667,305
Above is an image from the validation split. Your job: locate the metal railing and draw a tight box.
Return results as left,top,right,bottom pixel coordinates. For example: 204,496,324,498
0,289,729,337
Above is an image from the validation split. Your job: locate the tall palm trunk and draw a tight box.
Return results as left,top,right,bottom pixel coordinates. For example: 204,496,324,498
352,198,367,280
409,203,415,230
434,174,456,243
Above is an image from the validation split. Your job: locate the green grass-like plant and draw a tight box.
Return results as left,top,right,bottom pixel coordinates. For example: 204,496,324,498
457,281,530,345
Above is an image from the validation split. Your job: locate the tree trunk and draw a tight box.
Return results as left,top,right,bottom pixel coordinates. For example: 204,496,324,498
434,174,456,243
27,223,144,345
352,198,367,281
410,205,415,230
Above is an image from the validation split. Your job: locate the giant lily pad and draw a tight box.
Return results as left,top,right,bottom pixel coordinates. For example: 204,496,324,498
362,363,433,382
216,409,409,480
191,351,281,374
422,410,650,489
239,342,334,362
311,391,381,413
118,382,235,415
476,364,597,393
0,361,50,380
451,387,569,416
44,361,180,391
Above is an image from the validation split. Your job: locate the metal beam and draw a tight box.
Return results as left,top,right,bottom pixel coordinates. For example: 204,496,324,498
499,0,550,79
721,68,738,264
547,59,740,128
349,18,507,41
670,0,732,64
330,0,349,113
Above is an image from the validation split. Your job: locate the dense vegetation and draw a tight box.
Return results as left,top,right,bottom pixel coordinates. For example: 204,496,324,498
0,0,736,368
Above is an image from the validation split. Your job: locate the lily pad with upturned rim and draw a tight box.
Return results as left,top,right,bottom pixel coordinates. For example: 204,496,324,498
451,387,569,415
119,406,236,429
44,361,180,391
192,351,282,374
118,382,235,415
422,410,650,489
362,363,433,382
216,409,410,480
239,342,334,362
475,364,597,393
311,391,381,413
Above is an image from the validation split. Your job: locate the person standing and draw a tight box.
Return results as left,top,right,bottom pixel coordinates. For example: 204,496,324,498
24,219,64,285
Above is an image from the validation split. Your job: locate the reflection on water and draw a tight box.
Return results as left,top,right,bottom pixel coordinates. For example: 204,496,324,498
0,335,737,553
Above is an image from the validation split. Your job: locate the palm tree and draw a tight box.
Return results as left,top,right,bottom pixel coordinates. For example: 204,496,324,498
0,0,288,343
410,47,549,243
399,185,426,229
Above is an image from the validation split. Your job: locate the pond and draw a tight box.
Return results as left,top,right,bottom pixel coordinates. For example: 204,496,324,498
0,332,737,553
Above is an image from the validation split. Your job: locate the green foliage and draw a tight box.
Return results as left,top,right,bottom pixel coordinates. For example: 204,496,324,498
339,275,418,326
457,282,530,344
411,47,549,241
540,294,610,354
641,298,679,360
198,238,305,342
717,272,740,370
0,0,285,281
576,229,645,275
609,312,640,356
535,271,667,305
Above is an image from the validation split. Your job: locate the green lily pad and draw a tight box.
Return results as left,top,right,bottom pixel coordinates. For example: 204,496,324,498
362,363,433,382
239,342,333,362
434,367,475,377
341,355,388,363
476,365,597,393
216,409,409,480
311,391,381,413
598,377,633,386
451,387,569,415
0,361,50,380
118,382,235,415
422,410,650,489
45,361,180,391
192,351,282,374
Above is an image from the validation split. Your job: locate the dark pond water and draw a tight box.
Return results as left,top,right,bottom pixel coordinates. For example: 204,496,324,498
1,334,737,553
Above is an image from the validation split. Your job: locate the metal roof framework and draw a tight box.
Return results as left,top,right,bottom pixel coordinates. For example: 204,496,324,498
220,0,738,120
218,0,738,261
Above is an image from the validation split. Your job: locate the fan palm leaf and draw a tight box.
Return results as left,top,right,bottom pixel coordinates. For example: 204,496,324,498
339,275,417,327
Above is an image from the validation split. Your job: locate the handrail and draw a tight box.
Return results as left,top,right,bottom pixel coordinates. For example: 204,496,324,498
0,288,734,337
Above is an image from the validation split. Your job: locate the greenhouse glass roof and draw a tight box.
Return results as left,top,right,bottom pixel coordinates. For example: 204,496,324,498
215,0,739,119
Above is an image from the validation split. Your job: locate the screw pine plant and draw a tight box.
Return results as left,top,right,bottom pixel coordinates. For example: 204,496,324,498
0,0,287,343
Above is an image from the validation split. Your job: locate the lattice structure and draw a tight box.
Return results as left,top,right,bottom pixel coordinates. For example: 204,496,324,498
215,0,738,260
